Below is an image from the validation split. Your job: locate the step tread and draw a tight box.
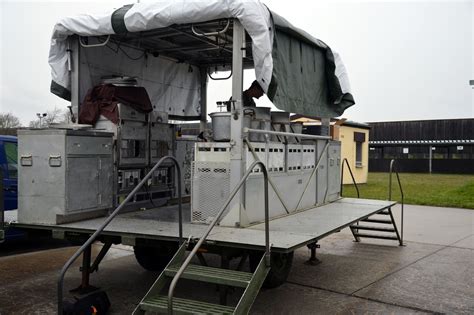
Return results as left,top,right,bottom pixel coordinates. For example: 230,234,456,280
141,295,235,314
361,218,393,224
165,264,253,287
353,233,398,240
350,225,396,232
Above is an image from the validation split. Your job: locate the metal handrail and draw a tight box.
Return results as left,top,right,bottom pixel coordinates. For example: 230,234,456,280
340,158,360,198
294,141,330,210
79,35,111,48
244,139,290,214
57,156,183,314
192,19,231,37
208,69,233,81
389,159,405,245
167,161,270,314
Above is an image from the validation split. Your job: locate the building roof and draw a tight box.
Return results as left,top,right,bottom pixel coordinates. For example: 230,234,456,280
290,115,370,129
370,139,474,146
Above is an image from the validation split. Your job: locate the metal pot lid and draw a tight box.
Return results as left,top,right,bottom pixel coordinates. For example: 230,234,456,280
209,111,231,117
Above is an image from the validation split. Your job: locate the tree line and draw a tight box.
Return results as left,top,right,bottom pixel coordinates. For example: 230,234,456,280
0,107,72,129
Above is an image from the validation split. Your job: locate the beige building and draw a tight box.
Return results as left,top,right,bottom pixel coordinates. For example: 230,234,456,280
292,116,370,184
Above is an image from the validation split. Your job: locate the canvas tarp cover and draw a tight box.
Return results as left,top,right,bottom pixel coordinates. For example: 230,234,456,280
49,0,354,118
269,13,354,117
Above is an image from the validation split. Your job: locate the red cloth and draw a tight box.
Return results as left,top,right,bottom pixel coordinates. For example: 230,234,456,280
79,84,153,125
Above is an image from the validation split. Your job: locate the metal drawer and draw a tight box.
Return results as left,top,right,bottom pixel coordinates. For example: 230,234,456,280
66,136,113,156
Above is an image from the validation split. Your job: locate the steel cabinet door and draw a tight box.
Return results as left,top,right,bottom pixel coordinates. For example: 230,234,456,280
66,157,100,212
327,141,341,201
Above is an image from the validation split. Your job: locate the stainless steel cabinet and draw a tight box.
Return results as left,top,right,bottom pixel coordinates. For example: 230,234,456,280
18,129,114,224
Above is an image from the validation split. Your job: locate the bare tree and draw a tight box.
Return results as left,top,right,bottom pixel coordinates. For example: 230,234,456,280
28,120,41,128
0,112,22,128
62,108,73,124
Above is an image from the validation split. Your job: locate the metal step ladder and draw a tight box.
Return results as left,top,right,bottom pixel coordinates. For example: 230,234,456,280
135,160,272,314
349,207,403,245
341,159,405,246
134,243,270,314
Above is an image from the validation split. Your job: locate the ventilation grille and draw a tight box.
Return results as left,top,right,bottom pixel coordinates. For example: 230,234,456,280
191,161,231,223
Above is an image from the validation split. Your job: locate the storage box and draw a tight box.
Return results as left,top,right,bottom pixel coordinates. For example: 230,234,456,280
18,129,114,224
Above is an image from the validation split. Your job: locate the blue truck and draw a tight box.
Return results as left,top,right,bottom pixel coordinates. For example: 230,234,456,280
0,135,23,241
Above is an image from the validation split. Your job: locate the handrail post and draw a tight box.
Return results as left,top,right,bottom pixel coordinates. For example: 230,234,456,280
262,163,270,266
58,156,183,314
340,158,360,198
389,159,404,246
167,161,270,314
389,159,394,201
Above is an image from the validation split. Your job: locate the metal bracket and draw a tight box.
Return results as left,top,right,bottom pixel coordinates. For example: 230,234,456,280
52,230,66,240
121,236,136,246
90,242,113,273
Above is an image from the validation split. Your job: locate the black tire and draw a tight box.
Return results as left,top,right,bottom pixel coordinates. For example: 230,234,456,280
133,242,178,271
249,251,294,289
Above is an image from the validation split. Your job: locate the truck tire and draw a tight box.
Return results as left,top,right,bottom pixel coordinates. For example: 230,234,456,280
249,251,294,289
133,243,178,271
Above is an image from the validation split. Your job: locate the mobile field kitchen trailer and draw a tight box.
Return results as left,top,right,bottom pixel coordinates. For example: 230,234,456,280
2,0,405,313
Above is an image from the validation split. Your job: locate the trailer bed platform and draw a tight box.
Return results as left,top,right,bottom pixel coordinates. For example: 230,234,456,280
11,198,396,252
13,198,396,251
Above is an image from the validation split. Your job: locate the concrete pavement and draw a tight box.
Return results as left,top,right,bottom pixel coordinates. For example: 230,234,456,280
0,204,473,314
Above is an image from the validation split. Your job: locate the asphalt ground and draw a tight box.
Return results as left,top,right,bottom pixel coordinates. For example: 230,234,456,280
0,204,473,314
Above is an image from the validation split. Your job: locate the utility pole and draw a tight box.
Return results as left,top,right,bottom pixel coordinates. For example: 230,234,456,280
36,113,47,128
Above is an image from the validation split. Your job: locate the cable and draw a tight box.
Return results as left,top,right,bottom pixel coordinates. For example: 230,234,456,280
105,39,147,61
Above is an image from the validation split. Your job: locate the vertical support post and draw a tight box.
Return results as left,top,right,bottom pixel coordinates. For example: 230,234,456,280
199,67,208,132
70,36,80,121
228,19,245,226
305,242,321,265
428,145,432,174
80,245,92,289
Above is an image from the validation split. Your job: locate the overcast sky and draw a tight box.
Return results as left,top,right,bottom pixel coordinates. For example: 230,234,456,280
0,0,472,125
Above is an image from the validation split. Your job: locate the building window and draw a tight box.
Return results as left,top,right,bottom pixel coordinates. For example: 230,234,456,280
354,132,365,168
356,142,363,167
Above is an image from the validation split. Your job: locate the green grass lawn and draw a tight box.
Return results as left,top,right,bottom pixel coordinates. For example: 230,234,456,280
342,173,474,209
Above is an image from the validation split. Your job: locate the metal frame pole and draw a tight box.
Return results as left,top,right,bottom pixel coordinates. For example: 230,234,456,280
199,67,208,132
229,19,245,225
70,36,80,121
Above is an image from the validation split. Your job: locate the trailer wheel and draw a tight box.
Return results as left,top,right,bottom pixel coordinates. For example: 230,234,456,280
133,243,178,271
249,251,294,289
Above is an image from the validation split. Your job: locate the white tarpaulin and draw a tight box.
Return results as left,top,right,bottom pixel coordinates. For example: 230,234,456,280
49,0,354,118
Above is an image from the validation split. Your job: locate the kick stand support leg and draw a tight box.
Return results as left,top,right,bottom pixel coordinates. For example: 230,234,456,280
70,244,99,294
305,242,321,266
